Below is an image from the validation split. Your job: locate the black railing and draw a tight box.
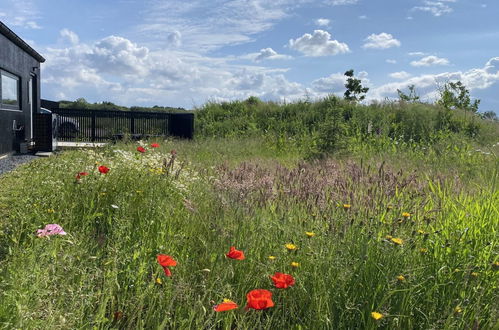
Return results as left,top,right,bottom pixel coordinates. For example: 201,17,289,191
51,108,193,141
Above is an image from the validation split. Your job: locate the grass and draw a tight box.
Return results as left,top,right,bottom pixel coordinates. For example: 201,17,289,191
0,136,498,329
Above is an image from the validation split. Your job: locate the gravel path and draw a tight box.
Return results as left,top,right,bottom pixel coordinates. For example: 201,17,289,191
0,154,39,176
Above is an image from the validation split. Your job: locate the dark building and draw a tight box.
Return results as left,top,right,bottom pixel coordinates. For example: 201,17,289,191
0,20,45,156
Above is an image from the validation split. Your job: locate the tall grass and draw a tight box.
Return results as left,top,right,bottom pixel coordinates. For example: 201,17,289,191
0,135,497,329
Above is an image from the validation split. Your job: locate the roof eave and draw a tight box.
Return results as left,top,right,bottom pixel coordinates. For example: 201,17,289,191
0,20,45,63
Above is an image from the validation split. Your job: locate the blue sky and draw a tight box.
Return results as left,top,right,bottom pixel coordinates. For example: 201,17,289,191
1,0,498,112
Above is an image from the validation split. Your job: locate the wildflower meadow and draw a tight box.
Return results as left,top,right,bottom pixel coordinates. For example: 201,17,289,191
0,101,498,328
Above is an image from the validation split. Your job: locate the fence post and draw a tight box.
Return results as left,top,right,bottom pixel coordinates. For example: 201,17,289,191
130,112,135,135
91,111,96,142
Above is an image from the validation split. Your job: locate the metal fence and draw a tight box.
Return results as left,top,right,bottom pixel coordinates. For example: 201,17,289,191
51,108,194,142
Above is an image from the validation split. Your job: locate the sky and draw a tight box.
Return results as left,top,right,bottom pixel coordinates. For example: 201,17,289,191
1,0,498,112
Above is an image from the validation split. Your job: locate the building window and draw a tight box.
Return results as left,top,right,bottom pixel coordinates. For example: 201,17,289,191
0,70,20,110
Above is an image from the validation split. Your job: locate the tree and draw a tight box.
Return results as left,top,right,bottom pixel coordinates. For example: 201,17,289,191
397,85,420,103
344,69,369,102
436,81,480,112
480,111,498,121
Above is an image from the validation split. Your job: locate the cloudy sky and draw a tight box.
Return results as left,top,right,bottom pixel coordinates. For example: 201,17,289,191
1,0,498,112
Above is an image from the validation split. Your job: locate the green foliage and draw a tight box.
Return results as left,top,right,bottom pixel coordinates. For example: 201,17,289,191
480,111,498,121
195,96,498,156
397,85,420,103
59,99,187,112
437,81,480,112
344,69,369,102
0,138,497,329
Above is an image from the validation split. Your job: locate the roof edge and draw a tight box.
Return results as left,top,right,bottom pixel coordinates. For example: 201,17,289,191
0,20,45,63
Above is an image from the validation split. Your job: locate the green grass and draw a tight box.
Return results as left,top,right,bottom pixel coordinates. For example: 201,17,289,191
0,136,498,329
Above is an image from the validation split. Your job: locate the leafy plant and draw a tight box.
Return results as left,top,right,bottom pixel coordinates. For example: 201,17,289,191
397,85,420,103
436,81,480,112
344,69,369,102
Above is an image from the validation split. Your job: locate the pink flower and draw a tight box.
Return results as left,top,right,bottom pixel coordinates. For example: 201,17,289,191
36,224,67,237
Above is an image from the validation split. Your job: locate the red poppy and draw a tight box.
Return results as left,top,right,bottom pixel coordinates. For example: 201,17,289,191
150,143,160,148
157,254,177,277
98,166,110,174
213,299,239,312
270,272,295,289
157,254,177,267
76,172,89,180
246,289,274,310
226,246,245,260
162,267,172,277
137,146,146,153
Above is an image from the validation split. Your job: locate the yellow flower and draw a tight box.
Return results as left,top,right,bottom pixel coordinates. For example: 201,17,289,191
420,248,428,253
100,192,107,196
390,237,403,245
136,190,143,194
417,229,425,235
402,212,411,218
396,275,406,282
305,231,316,238
268,256,276,260
47,209,55,214
385,235,393,240
223,298,235,303
290,261,300,268
470,272,478,278
285,243,298,251
386,205,393,211
454,306,462,314
343,204,351,210
155,277,162,285
492,261,499,270
371,312,384,320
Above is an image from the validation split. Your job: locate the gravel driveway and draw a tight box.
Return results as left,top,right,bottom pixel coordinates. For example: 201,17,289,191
0,154,38,176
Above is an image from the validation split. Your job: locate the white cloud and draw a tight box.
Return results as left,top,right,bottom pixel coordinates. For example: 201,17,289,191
389,71,412,79
363,33,401,49
325,0,358,5
167,31,182,47
312,71,370,95
1,0,41,29
24,21,41,29
412,0,457,17
411,55,450,67
315,18,331,27
254,48,291,62
137,0,295,52
85,36,150,77
386,59,397,64
289,30,350,57
370,57,499,102
408,51,428,56
41,35,306,107
358,15,367,19
312,73,346,93
60,29,79,45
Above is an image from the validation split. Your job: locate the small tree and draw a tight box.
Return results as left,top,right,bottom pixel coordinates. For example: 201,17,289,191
397,85,420,103
436,81,480,112
344,69,369,102
481,111,498,121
